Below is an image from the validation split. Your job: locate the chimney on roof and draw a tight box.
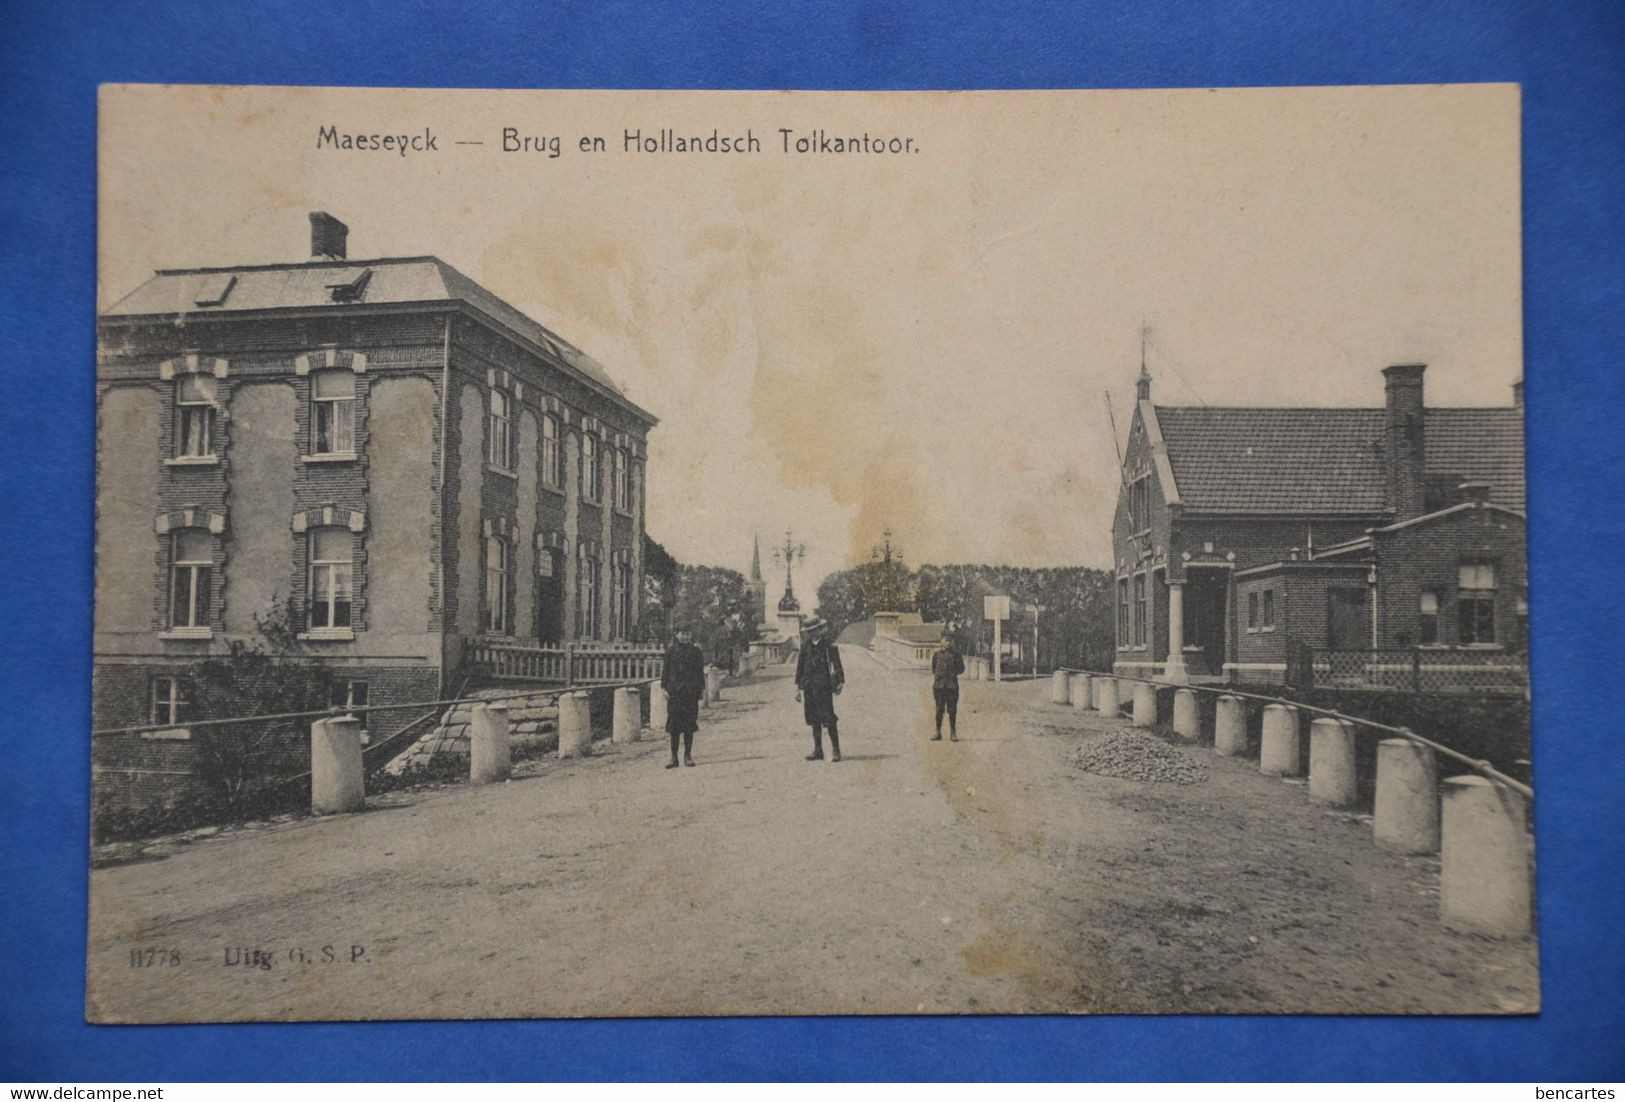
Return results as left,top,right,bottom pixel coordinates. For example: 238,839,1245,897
1383,363,1427,520
309,211,348,261
1513,378,1524,406
1458,481,1492,505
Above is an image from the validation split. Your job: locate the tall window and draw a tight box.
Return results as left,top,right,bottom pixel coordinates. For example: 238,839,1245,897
580,433,600,501
1458,562,1497,644
311,370,355,455
1133,574,1147,646
1419,589,1440,644
484,535,511,634
150,676,191,728
175,375,217,458
578,553,599,638
1117,578,1129,645
612,562,631,638
168,529,213,629
542,414,562,487
1261,589,1275,629
614,449,629,511
1129,474,1151,532
1247,591,1259,630
307,527,353,631
488,389,513,470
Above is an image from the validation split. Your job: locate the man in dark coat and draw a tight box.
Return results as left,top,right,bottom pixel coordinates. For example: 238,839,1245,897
794,616,845,762
660,626,706,768
930,633,965,742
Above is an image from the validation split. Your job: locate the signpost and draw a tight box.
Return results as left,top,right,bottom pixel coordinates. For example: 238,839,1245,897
984,595,1010,682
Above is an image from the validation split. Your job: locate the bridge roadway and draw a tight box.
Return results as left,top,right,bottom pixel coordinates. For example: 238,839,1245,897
88,647,1537,1021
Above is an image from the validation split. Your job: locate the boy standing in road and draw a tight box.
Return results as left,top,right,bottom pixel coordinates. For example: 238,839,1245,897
795,616,845,762
930,633,964,742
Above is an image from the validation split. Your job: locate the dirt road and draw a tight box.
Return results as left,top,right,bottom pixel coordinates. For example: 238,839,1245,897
88,649,1537,1021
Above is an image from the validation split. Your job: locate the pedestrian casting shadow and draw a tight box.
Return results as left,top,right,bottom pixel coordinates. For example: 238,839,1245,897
686,754,768,767
833,753,895,762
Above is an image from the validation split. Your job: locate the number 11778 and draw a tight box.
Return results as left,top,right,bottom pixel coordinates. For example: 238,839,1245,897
129,947,182,968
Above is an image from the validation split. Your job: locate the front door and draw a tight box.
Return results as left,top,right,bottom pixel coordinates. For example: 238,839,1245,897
1327,588,1367,651
1182,570,1228,676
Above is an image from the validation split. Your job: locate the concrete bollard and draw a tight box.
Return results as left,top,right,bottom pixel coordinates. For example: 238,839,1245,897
1260,704,1301,776
1050,669,1071,704
1374,739,1440,854
1308,717,1358,807
1172,689,1199,741
1095,677,1121,717
1132,682,1157,728
468,702,512,785
704,665,723,705
311,715,365,814
1070,673,1092,710
647,682,668,732
1440,776,1533,937
1214,695,1246,757
612,686,642,745
557,691,593,758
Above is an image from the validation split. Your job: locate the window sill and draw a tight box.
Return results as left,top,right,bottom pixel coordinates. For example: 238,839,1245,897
158,628,213,641
1458,643,1504,651
1260,626,1276,634
141,728,192,741
541,482,565,497
299,629,355,642
164,455,219,467
614,507,634,519
303,452,358,464
486,463,518,480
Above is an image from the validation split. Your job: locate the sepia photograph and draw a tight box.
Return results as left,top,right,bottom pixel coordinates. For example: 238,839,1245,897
88,83,1536,1022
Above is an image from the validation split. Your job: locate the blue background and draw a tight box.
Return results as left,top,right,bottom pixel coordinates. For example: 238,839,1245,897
3,0,1622,1082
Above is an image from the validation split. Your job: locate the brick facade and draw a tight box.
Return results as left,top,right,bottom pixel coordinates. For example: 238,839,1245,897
95,235,656,809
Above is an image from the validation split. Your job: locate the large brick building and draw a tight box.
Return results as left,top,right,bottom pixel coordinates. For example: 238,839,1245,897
1110,361,1526,688
95,213,656,800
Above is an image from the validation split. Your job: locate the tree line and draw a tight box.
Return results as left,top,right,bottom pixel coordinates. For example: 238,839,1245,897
815,559,1116,674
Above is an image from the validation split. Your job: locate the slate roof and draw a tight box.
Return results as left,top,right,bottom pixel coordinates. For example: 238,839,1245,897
896,623,947,644
100,256,644,417
1154,404,1525,515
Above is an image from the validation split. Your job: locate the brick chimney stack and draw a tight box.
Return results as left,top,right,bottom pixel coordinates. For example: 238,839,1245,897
309,211,348,261
1513,378,1524,407
1383,363,1427,519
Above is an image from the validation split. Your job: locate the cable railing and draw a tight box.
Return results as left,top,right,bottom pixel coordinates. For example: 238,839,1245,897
91,679,661,740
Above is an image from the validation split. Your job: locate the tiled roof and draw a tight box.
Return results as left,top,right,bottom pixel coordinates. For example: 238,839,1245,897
100,256,638,412
1154,405,1524,514
896,623,947,643
1424,407,1526,513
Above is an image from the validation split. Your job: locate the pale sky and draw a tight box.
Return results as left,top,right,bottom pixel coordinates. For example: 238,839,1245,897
99,85,1523,596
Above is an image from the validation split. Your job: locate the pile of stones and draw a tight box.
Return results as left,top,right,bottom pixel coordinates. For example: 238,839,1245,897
1072,730,1207,785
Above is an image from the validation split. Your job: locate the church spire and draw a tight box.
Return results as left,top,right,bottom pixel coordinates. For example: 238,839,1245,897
750,532,763,583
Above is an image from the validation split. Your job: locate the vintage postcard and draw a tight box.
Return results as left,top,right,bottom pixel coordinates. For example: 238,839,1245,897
90,84,1536,1021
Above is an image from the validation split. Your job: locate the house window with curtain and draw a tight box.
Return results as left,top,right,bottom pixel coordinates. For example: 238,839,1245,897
1117,578,1129,646
168,529,213,629
175,375,217,458
310,369,356,455
307,527,354,632
487,388,514,472
1133,574,1147,647
149,676,191,729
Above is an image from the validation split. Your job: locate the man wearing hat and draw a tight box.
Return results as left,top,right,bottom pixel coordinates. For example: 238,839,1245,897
660,625,706,768
794,616,845,762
